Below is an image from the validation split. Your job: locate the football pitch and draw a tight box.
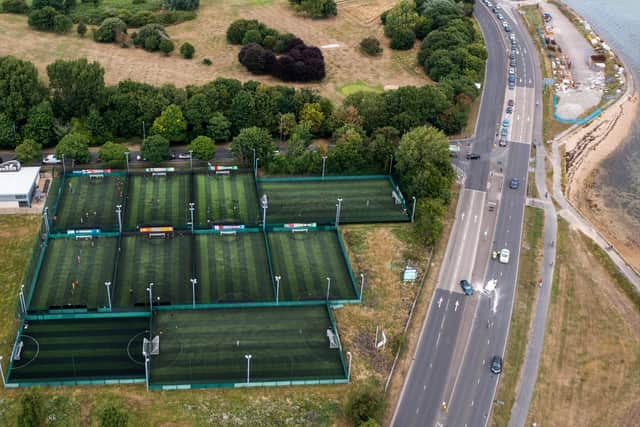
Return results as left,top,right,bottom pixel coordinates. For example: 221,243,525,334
193,173,259,227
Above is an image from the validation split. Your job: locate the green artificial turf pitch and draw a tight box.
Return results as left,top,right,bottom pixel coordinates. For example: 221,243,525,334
53,176,126,231
149,306,345,385
194,233,273,303
193,173,259,227
29,237,118,311
258,178,409,224
268,230,356,301
8,317,148,382
114,234,193,308
123,174,192,230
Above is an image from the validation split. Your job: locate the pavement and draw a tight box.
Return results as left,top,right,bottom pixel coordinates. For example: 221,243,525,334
392,1,540,425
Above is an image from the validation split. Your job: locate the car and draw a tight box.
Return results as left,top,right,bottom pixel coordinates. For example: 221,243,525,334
498,14,505,21
460,279,473,296
509,67,515,75
501,127,508,137
503,118,510,127
506,106,513,114
511,38,517,45
490,356,503,374
509,177,520,189
177,152,192,159
499,248,511,264
508,82,515,90
42,154,61,164
508,99,515,107
499,137,507,147
509,52,516,60
495,5,502,11
510,59,517,67
466,153,481,160
504,25,511,32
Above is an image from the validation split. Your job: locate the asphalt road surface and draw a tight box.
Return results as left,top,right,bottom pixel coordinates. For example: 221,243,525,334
393,1,540,425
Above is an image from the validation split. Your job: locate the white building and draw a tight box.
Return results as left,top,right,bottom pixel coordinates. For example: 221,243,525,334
0,162,41,208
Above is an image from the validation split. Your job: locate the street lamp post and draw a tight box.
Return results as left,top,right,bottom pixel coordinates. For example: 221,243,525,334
245,354,252,384
105,281,112,311
359,273,365,301
0,355,5,387
189,150,193,170
321,156,327,179
411,196,417,222
335,198,343,227
189,203,195,232
260,194,268,231
255,158,260,179
190,278,197,308
146,283,154,312
326,277,331,301
347,351,352,383
274,275,281,304
116,205,123,233
125,151,130,172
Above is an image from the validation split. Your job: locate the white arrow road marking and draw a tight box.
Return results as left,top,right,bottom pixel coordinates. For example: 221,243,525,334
455,300,460,312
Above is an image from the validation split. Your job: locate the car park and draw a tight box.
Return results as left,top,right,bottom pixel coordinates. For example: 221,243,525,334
460,279,473,296
499,248,511,264
42,154,61,164
490,356,503,374
509,177,520,189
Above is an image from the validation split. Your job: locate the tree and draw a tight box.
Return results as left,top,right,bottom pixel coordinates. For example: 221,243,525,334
188,135,215,160
98,141,129,167
290,0,337,19
299,102,325,133
53,13,72,33
2,0,30,14
230,126,273,167
94,17,127,43
151,104,187,142
238,43,275,74
389,28,415,50
159,38,174,56
0,56,47,124
99,404,129,427
55,132,91,163
277,112,296,140
47,58,105,120
0,113,15,149
28,6,58,31
345,387,384,426
16,390,44,427
383,0,419,39
230,90,257,134
23,101,56,147
206,112,231,142
395,126,454,201
414,198,445,246
328,125,366,173
161,0,199,11
180,42,195,59
132,24,169,51
140,134,170,164
77,21,87,37
15,139,42,164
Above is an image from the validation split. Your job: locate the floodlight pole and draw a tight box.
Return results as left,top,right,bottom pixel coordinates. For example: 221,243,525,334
252,148,256,173
116,205,123,233
275,275,281,304
321,156,327,180
143,353,150,391
19,285,27,315
326,277,331,301
245,354,252,384
147,283,154,312
124,151,130,172
347,351,352,383
335,198,343,227
105,281,112,311
189,203,195,232
359,273,365,301
0,356,5,387
190,278,197,308
388,154,393,175
62,154,66,174
189,150,193,170
261,194,268,232
43,207,50,234
411,196,417,222
255,158,259,179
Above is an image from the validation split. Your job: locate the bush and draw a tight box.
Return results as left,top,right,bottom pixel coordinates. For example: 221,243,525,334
201,57,212,66
345,387,384,426
53,13,72,33
289,0,337,19
360,37,382,56
77,21,87,37
28,6,57,31
99,405,129,427
226,19,263,44
129,10,157,27
180,42,195,59
156,10,195,25
238,43,275,74
144,35,158,51
162,0,199,11
133,23,169,51
242,29,262,45
94,17,127,43
2,0,29,14
389,28,415,50
159,38,174,55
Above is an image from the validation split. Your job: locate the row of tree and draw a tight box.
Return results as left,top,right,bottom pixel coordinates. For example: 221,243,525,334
288,0,337,19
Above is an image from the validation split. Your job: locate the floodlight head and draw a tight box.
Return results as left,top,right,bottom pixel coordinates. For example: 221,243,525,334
245,354,252,360
105,281,111,286
260,194,268,208
275,275,281,281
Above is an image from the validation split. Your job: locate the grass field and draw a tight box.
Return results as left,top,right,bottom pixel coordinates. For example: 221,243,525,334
8,317,148,383
259,178,409,224
53,176,126,232
114,234,193,307
149,307,345,386
268,230,356,301
193,173,259,227
123,174,191,230
29,237,118,311
194,233,273,303
336,81,384,97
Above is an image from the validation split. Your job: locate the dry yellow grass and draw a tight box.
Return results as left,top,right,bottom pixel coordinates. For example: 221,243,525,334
526,220,640,426
0,0,428,101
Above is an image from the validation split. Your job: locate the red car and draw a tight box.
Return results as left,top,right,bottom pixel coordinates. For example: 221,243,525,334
507,99,515,107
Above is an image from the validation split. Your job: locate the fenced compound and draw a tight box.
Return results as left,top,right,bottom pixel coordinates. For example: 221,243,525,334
268,230,358,301
149,306,346,388
193,172,259,227
53,175,126,232
7,316,149,385
258,176,410,225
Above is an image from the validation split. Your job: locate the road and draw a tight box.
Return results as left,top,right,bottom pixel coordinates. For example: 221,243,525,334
393,1,540,425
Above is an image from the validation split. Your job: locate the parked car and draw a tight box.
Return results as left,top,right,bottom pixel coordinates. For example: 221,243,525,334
506,106,513,114
460,279,473,296
466,153,481,160
510,59,517,67
499,137,507,147
508,99,515,107
501,127,509,137
490,355,503,374
42,154,61,164
177,152,192,159
509,177,520,189
499,248,511,264
503,118,510,127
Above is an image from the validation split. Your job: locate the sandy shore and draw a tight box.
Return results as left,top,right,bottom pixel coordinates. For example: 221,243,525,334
563,88,640,271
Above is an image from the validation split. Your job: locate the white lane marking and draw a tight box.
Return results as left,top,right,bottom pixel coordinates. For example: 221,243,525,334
488,339,491,344
471,400,475,406
474,215,478,223
424,384,427,390
436,332,442,347
438,297,443,308
455,300,460,312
